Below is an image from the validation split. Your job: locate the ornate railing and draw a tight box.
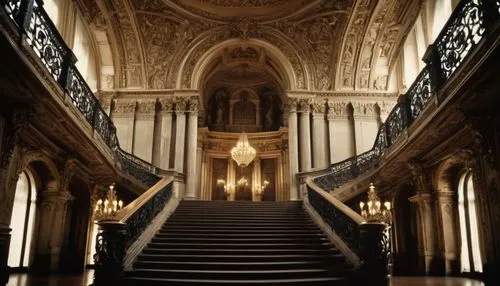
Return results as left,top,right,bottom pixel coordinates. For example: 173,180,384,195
0,0,160,186
307,184,360,254
311,0,499,192
122,180,172,246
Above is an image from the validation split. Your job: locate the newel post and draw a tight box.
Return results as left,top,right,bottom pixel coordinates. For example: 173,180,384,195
92,220,127,286
358,222,390,284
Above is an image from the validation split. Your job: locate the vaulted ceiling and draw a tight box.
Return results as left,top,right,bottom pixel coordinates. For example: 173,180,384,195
76,0,423,92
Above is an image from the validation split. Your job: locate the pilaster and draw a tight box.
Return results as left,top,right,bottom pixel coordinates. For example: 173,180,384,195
158,98,174,170
352,101,379,154
174,97,188,173
327,100,354,163
111,99,136,153
311,99,328,169
133,99,157,163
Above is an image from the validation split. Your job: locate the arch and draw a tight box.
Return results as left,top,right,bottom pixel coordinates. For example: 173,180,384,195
20,151,61,192
178,38,303,92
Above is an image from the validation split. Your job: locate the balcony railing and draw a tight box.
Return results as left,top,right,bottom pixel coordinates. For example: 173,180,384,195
312,0,499,192
0,0,160,186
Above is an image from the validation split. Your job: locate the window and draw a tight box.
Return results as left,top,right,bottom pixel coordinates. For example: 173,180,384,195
8,171,37,268
457,171,483,273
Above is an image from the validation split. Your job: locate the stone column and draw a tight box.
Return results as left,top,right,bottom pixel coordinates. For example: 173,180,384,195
298,99,312,172
253,157,261,202
408,161,437,275
285,98,299,200
185,98,198,199
34,189,73,272
111,100,136,153
436,191,458,275
174,98,187,173
133,100,156,163
311,99,328,169
158,99,174,170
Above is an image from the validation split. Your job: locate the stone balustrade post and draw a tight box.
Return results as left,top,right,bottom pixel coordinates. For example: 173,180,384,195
92,220,127,285
357,222,390,285
0,226,11,285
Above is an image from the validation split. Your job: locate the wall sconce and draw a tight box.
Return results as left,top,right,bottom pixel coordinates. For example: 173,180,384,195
359,183,392,224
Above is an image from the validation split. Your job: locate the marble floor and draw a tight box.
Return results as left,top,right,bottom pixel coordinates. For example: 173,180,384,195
7,270,485,286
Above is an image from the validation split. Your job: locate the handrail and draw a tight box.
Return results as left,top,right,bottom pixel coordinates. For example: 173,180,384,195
0,0,161,186
306,0,498,193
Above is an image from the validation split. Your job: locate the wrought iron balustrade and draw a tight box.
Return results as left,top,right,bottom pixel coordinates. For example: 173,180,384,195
0,0,161,186
307,185,360,255
309,0,498,193
124,181,172,245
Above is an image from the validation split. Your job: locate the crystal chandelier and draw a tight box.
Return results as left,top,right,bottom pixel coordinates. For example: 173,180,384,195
94,183,124,221
230,133,256,167
359,183,392,224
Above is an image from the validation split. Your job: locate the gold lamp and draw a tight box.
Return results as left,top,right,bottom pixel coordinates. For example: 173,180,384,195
94,183,123,221
359,183,392,224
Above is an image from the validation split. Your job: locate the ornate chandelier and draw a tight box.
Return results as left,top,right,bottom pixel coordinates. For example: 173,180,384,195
94,183,124,221
359,183,392,224
230,133,256,167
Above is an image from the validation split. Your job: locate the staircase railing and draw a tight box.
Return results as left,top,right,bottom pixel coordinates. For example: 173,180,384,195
303,0,499,283
307,0,499,194
0,0,160,187
93,174,183,283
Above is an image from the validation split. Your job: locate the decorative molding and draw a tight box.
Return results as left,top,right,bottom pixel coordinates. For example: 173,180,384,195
112,99,136,114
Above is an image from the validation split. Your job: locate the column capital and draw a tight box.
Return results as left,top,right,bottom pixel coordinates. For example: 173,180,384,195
284,97,298,113
159,98,175,113
112,99,136,115
352,101,377,119
327,100,349,119
311,99,327,114
187,98,199,113
408,159,428,193
175,97,188,113
298,99,311,113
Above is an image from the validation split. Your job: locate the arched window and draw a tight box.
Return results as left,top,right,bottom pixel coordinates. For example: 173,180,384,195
457,171,483,273
8,171,37,269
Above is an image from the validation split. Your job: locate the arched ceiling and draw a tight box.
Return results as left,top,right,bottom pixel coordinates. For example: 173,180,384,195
75,0,424,92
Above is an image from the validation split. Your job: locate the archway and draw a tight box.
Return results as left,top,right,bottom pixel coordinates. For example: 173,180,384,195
194,41,291,202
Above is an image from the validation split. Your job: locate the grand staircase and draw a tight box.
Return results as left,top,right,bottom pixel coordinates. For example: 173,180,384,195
125,200,353,285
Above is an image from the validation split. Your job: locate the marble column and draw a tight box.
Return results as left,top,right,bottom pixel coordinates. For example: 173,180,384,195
286,98,299,200
298,99,312,172
195,145,203,197
174,98,187,173
34,189,73,272
158,99,174,170
311,99,328,169
133,100,156,162
408,161,437,275
436,191,458,275
185,98,198,199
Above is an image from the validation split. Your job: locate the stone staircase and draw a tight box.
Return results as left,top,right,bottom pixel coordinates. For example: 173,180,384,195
125,200,353,285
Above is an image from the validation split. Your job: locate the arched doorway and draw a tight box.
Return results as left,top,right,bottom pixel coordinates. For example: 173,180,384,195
196,42,289,201
8,170,37,270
